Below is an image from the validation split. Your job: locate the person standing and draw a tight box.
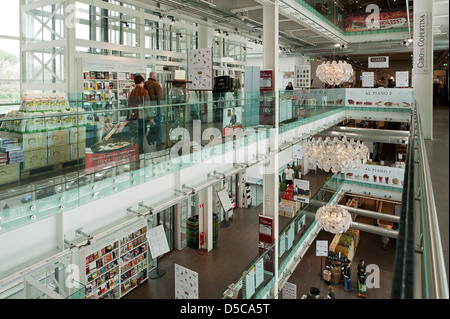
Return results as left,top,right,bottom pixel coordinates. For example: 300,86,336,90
357,259,367,285
284,164,295,187
126,74,150,154
145,71,164,149
343,263,352,292
381,235,389,250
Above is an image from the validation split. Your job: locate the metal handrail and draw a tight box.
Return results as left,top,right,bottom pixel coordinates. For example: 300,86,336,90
415,106,449,299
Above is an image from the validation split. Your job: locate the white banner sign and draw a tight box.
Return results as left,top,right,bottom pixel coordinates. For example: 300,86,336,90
368,56,389,68
396,71,409,87
292,144,303,160
188,48,213,90
345,88,413,108
345,164,405,188
316,240,328,257
146,225,170,259
362,72,374,87
414,12,432,74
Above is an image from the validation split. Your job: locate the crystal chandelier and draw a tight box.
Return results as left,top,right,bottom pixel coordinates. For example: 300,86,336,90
316,60,354,86
315,204,352,234
303,137,369,173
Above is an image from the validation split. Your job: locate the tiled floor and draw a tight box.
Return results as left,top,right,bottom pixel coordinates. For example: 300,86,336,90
124,105,449,299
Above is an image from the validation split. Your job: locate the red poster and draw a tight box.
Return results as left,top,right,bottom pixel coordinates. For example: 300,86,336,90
258,215,274,272
85,144,139,174
344,9,410,32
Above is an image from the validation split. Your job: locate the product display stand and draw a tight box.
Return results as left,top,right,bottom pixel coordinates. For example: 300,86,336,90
149,257,166,279
220,209,232,227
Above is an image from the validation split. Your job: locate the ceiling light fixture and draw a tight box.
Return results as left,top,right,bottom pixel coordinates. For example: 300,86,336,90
304,136,369,173
316,60,354,86
315,204,352,234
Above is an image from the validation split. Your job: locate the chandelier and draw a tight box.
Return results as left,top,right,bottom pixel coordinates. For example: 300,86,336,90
315,204,352,234
316,60,354,86
303,137,369,173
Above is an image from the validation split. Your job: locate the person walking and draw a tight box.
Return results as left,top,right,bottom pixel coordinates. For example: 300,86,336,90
284,164,295,187
145,71,164,149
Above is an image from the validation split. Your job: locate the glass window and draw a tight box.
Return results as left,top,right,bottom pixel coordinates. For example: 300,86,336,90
0,2,20,37
0,35,20,109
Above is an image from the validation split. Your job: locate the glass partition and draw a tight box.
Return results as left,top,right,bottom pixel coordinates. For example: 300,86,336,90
0,88,414,234
278,174,345,273
219,242,276,299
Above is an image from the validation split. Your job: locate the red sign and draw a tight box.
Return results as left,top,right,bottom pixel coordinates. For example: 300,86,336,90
85,144,139,174
344,9,410,32
258,215,274,272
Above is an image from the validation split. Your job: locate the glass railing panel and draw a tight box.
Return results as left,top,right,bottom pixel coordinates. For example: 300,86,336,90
278,174,346,271
0,90,413,234
219,242,275,299
391,105,415,299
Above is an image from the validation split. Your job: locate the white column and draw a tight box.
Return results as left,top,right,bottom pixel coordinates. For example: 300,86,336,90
198,187,214,252
198,21,214,123
413,0,433,140
262,0,280,299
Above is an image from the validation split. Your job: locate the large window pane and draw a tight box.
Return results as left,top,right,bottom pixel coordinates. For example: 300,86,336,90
0,2,19,37
0,38,20,110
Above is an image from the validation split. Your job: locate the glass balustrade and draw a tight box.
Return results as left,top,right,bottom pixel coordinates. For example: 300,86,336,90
0,88,414,234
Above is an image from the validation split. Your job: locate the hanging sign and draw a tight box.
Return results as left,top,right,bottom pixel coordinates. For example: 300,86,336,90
414,12,432,74
344,163,405,188
368,56,389,68
362,72,375,87
187,48,213,90
396,71,409,87
292,144,303,160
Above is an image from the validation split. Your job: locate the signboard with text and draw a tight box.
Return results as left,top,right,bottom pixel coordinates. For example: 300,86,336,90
414,12,432,74
258,215,274,272
344,164,405,188
368,56,389,68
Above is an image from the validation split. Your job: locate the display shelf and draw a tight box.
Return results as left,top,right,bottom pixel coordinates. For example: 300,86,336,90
118,224,148,297
85,240,120,299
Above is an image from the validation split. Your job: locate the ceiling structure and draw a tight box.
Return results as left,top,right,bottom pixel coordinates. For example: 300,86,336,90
131,0,449,72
